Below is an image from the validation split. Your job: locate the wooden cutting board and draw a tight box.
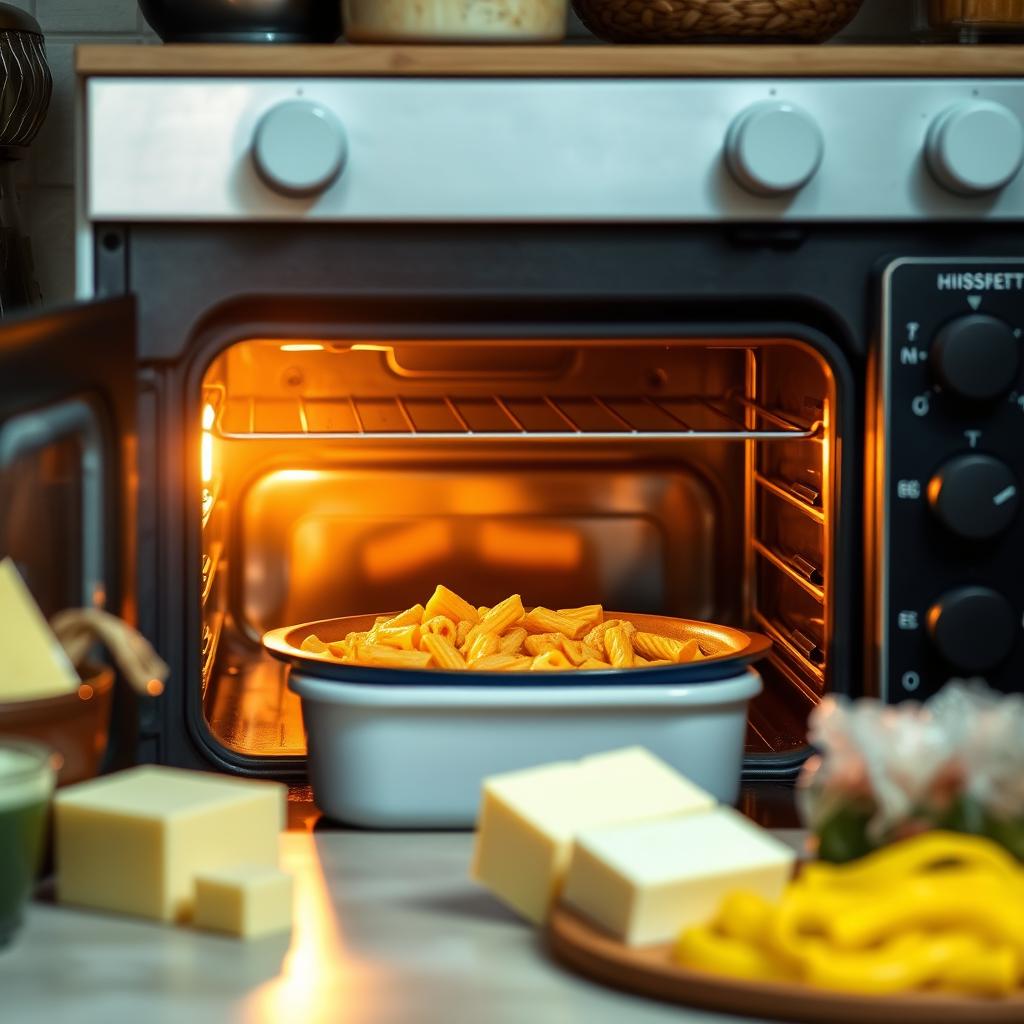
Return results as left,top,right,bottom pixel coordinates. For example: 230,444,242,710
548,905,1024,1024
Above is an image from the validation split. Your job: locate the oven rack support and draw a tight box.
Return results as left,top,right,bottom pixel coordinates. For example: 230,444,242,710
205,391,822,442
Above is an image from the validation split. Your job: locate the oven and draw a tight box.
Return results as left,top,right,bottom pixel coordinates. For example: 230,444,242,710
2,56,1023,788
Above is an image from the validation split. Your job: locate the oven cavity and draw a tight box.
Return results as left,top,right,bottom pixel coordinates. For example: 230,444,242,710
197,337,837,770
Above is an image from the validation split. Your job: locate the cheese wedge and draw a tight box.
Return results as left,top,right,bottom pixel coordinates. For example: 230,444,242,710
0,557,79,701
194,865,293,939
55,766,285,923
470,747,715,924
563,807,796,946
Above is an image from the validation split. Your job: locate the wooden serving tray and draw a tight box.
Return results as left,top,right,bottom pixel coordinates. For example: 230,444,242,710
548,906,1024,1024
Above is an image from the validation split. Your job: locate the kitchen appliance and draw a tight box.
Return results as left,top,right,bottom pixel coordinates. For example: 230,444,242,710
0,4,51,312
137,0,342,43
3,46,1024,794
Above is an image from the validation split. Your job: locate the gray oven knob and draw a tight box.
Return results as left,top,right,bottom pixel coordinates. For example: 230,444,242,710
252,100,347,197
725,101,824,196
926,101,1024,195
927,586,1017,673
928,453,1019,541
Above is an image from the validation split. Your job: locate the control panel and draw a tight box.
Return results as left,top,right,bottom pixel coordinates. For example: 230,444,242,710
880,259,1024,701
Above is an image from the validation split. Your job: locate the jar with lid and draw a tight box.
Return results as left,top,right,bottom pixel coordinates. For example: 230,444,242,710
343,0,569,42
918,0,1024,40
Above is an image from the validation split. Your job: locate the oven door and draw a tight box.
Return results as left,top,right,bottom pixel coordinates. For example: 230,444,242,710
0,297,137,757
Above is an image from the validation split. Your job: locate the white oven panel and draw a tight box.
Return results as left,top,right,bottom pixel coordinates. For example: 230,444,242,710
87,78,1024,222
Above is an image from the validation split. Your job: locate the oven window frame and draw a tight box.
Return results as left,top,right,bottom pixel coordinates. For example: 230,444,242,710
177,304,858,781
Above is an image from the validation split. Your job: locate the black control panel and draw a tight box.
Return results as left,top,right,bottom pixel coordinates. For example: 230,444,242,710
882,260,1024,702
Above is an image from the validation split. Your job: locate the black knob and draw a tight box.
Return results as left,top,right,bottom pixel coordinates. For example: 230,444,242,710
932,314,1020,401
927,453,1019,540
927,586,1017,672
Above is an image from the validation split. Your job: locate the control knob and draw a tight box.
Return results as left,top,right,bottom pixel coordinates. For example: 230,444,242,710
926,101,1024,196
252,100,347,197
928,453,1019,540
725,101,824,196
932,314,1020,402
927,586,1017,673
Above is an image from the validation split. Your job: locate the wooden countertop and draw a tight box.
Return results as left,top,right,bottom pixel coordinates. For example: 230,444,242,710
76,43,1024,78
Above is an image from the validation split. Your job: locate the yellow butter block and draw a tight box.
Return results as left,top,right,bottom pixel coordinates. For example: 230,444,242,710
563,807,796,946
0,557,79,702
470,747,715,924
194,865,294,939
55,766,285,923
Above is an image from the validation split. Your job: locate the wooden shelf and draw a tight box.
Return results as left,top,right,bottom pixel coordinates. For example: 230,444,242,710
76,43,1024,78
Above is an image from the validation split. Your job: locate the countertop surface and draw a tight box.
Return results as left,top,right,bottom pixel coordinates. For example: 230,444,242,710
0,830,799,1024
76,43,1024,78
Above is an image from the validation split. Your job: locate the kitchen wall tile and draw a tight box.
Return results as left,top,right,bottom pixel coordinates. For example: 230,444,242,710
36,0,138,34
30,185,75,305
32,40,72,187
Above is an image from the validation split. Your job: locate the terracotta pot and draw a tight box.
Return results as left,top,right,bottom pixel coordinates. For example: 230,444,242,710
0,664,115,786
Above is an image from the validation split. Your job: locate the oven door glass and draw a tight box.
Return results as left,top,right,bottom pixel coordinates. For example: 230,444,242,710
0,298,136,620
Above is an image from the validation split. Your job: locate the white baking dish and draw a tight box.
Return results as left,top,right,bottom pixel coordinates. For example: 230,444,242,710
289,669,762,827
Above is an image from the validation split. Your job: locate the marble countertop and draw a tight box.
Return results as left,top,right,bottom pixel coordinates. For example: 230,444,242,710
0,830,791,1024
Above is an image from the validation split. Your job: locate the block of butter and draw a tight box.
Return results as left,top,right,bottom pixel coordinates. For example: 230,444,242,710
470,747,715,924
563,807,796,946
194,864,294,939
0,557,79,702
56,766,285,923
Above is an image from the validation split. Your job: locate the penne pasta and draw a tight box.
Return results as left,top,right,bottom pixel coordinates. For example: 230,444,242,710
420,633,467,671
421,615,458,643
633,631,704,664
557,604,604,630
470,653,534,671
373,625,420,651
292,587,718,675
351,644,432,669
499,627,528,655
521,607,588,640
531,649,574,671
584,618,635,649
468,631,501,663
424,585,480,626
382,604,425,629
524,633,563,657
604,625,635,669
327,640,352,660
455,619,475,647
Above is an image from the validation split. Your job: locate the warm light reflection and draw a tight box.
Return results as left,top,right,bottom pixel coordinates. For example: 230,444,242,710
201,402,216,430
243,838,358,1023
362,520,453,581
279,343,325,352
272,469,321,484
349,343,393,353
201,430,214,484
145,678,165,697
479,521,583,571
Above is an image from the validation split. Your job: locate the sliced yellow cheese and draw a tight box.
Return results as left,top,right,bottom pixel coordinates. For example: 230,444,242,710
194,864,293,939
470,747,715,924
55,766,285,923
563,807,796,946
0,557,79,701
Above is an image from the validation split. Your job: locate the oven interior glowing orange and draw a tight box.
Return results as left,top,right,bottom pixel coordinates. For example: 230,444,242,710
199,338,837,762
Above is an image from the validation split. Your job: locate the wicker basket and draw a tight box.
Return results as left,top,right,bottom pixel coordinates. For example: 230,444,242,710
572,0,864,42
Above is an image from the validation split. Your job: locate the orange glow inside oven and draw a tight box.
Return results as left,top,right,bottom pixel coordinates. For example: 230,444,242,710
198,337,836,760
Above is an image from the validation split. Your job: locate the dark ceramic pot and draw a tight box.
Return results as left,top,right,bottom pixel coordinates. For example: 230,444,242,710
138,0,341,43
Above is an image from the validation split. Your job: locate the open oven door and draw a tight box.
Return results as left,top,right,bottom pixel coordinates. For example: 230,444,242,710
0,297,137,762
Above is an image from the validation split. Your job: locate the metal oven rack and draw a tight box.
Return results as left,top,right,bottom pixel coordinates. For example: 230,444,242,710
204,389,823,442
